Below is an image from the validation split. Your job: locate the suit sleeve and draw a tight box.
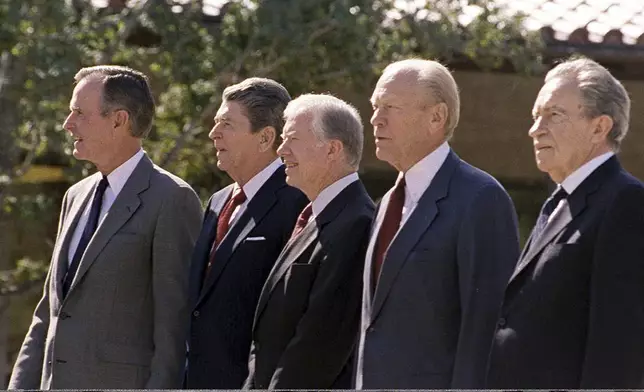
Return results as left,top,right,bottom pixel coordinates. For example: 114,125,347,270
268,213,373,389
9,190,70,389
452,183,520,388
580,185,644,388
146,185,203,388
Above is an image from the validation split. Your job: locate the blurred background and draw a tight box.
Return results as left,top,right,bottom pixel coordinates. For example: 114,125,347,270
2,0,644,385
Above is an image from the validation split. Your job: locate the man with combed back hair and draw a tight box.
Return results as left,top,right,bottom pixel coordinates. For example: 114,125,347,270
355,59,520,389
487,57,644,389
9,65,203,389
244,94,374,389
185,77,307,388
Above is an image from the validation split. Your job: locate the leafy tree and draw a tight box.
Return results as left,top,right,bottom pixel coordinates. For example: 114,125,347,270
0,0,542,383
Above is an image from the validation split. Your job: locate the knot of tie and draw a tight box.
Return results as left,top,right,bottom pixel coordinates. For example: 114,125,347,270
290,203,313,240
542,186,567,217
531,186,568,244
97,175,109,194
230,188,247,205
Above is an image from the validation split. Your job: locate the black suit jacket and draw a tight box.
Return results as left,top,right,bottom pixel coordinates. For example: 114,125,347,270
186,166,307,388
487,157,644,389
244,180,375,389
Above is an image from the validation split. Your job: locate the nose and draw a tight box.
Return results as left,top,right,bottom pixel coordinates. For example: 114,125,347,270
370,108,384,128
208,122,222,141
277,140,289,158
63,112,74,132
528,117,546,138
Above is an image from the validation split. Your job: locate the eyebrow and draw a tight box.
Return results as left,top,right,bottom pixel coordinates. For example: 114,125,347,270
533,104,568,115
214,115,232,122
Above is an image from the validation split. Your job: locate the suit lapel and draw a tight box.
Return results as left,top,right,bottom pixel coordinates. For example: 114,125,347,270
253,180,366,328
197,168,286,305
509,156,620,283
253,219,319,328
370,152,458,322
53,177,97,301
188,187,232,305
362,194,389,315
67,155,152,295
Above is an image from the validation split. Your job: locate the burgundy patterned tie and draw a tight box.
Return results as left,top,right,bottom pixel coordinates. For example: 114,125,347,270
372,176,406,284
290,203,313,240
204,188,247,279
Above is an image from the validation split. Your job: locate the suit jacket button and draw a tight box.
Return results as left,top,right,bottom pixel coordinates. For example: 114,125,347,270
497,317,507,328
59,312,70,319
367,326,375,333
193,310,200,317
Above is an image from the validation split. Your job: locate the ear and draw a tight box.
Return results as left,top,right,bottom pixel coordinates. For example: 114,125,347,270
429,102,448,131
113,109,129,130
590,114,613,144
257,126,276,152
326,139,344,161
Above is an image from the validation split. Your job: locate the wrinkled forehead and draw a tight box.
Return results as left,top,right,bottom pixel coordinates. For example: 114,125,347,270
283,111,313,133
372,67,431,104
71,78,104,106
534,77,582,111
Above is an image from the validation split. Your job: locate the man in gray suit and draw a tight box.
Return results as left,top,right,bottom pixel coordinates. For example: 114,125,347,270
355,59,520,389
9,66,203,389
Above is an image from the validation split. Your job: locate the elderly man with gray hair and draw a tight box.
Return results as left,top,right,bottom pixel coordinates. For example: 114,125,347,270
9,65,203,389
487,57,644,389
244,94,375,389
355,58,520,389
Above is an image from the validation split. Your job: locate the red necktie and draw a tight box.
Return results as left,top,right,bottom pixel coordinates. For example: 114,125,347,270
373,176,405,284
204,188,247,278
290,203,313,240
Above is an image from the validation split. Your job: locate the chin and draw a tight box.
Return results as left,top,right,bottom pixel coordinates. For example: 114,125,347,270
216,160,228,172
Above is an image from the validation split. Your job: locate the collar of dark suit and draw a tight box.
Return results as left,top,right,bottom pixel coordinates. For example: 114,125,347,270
312,180,368,227
565,155,620,216
209,165,287,216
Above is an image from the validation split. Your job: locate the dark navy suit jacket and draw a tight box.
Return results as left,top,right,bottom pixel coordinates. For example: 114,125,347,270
185,166,307,388
356,151,520,389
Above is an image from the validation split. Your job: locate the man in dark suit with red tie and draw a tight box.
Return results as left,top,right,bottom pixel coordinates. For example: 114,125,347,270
243,94,375,389
355,59,520,389
486,58,644,389
185,78,307,389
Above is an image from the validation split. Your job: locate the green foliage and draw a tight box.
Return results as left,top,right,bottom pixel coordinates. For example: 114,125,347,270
0,0,542,295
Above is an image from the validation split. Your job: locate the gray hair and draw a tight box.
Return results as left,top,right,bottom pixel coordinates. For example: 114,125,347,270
545,57,630,151
223,77,291,150
382,59,460,139
284,94,364,169
74,65,155,138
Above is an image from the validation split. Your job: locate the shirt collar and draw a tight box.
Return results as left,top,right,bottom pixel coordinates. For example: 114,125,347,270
106,149,145,197
237,158,283,203
560,151,614,195
401,141,450,204
311,172,360,217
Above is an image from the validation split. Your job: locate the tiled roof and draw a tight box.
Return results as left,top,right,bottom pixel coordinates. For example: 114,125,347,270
493,0,644,46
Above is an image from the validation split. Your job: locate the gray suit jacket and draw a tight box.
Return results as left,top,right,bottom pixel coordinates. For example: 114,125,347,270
9,155,203,389
355,151,520,389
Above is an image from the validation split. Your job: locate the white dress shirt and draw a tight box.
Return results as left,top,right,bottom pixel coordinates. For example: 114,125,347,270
311,172,360,219
547,151,614,221
398,142,450,226
228,157,283,225
561,151,614,195
68,148,145,264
